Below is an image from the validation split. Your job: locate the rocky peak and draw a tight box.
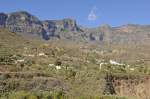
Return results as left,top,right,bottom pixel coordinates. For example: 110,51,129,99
5,11,44,36
7,11,41,24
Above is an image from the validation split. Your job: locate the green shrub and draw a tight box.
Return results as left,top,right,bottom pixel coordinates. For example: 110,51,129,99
0,73,11,80
55,60,62,66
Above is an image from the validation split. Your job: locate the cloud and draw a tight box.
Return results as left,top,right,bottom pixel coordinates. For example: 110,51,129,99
88,6,98,21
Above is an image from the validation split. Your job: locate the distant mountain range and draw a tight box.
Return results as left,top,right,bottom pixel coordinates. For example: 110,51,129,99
1,11,150,46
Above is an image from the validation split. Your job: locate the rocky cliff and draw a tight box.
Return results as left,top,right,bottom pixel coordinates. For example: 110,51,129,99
42,18,82,39
0,11,82,40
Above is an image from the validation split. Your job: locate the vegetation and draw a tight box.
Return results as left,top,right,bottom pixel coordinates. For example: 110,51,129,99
0,28,149,99
0,91,128,99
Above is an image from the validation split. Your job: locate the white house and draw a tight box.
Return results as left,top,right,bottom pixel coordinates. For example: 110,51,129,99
48,64,55,67
109,60,125,65
56,66,61,70
130,68,135,71
38,52,47,57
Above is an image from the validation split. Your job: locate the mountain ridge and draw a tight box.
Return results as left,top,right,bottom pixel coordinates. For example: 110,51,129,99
1,11,150,46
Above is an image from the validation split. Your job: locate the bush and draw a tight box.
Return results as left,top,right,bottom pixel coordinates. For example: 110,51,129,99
0,73,11,80
0,54,14,65
55,60,62,66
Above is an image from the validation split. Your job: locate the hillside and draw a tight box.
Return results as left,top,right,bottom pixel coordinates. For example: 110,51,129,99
0,28,150,99
0,10,150,99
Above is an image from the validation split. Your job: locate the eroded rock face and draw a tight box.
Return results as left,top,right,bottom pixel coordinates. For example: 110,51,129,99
42,18,83,40
0,13,7,27
42,18,81,38
42,21,56,36
56,18,80,32
49,18,80,32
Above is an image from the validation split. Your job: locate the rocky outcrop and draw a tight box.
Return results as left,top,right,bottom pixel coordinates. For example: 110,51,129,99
42,18,82,39
87,24,112,44
6,11,45,36
48,18,80,32
0,13,7,27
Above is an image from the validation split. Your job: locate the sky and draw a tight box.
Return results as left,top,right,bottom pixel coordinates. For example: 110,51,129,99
0,0,150,27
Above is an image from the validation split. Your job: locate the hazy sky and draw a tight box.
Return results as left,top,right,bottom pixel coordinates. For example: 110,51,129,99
0,0,150,27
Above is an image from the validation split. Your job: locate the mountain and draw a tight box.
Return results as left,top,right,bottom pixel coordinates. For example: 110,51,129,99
0,11,82,40
1,11,150,46
85,24,150,46
1,11,150,99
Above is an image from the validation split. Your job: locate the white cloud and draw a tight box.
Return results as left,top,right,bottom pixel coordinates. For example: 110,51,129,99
88,6,98,21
